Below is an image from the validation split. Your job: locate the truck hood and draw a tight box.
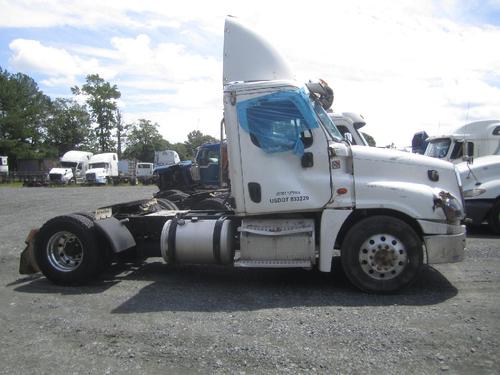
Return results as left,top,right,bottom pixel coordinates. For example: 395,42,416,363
455,155,500,198
49,168,73,176
351,146,463,220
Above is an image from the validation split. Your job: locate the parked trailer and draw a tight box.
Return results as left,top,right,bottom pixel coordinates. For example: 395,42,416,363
20,17,466,293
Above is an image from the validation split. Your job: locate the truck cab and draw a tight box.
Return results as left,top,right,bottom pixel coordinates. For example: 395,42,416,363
48,151,93,184
425,120,500,163
85,153,118,185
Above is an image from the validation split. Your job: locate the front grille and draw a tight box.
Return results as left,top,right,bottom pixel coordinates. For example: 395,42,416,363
49,173,62,182
86,173,96,182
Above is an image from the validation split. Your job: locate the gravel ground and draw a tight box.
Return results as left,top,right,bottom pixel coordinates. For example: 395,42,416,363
0,186,499,374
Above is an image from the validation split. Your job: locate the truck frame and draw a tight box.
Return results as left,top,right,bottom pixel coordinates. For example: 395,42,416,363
20,17,466,293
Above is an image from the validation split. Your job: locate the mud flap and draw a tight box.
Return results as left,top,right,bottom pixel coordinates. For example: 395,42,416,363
94,217,136,253
19,229,40,274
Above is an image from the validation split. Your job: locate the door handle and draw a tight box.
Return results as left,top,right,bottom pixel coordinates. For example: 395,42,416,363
301,152,314,168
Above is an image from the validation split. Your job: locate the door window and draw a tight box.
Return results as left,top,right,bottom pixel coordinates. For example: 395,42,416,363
237,89,318,156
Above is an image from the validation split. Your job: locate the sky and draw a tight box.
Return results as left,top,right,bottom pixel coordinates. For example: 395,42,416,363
1,0,499,148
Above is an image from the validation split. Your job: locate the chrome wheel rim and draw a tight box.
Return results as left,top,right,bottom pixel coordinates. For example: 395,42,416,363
359,234,407,280
46,231,84,272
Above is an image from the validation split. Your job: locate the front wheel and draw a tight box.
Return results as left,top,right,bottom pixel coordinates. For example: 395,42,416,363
341,215,423,293
34,214,105,285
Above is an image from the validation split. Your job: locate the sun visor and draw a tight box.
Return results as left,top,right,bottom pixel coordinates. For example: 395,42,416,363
223,17,294,85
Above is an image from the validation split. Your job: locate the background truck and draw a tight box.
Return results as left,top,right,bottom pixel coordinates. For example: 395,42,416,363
21,17,466,294
136,162,154,185
457,155,500,233
85,153,119,185
154,150,180,168
48,150,93,184
421,120,500,163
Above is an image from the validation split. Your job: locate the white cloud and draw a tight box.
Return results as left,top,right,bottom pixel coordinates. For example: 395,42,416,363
2,0,500,147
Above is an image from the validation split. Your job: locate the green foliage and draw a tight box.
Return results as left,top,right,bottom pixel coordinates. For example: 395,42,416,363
123,119,169,162
45,98,95,154
0,67,53,165
361,132,376,147
72,74,120,153
184,130,218,157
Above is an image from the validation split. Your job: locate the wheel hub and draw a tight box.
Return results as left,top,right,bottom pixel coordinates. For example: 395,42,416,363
359,234,407,280
46,231,84,272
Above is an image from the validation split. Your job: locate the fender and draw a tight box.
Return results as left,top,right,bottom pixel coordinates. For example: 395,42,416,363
94,217,136,253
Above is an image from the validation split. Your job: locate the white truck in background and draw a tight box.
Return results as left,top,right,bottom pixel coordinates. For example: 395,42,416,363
136,162,154,185
154,150,180,168
85,153,119,185
457,155,500,233
48,151,93,184
424,120,500,163
330,112,371,146
21,17,466,294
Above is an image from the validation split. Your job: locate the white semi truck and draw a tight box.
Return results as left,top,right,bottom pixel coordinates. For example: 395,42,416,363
424,120,500,163
48,150,93,184
85,153,119,185
20,17,466,293
457,155,500,233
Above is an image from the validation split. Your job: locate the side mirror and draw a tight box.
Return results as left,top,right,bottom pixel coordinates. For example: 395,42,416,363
344,132,353,145
462,142,474,163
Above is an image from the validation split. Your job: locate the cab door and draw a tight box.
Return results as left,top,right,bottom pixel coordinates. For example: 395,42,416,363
236,89,332,214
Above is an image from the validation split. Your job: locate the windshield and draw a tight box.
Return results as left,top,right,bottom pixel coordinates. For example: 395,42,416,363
312,100,342,141
425,138,451,158
61,161,77,168
89,162,109,169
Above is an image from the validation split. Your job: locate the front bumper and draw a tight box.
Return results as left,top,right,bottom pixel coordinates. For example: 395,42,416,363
424,226,466,264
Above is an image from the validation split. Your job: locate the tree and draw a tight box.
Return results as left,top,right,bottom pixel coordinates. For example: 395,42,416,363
45,98,95,155
0,68,52,165
361,132,376,147
123,119,169,162
184,130,218,157
72,74,120,152
115,108,128,158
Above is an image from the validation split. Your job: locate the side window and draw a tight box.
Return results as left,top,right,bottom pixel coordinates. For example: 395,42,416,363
113,154,117,161
450,141,463,159
336,125,357,145
244,99,313,153
493,126,500,136
206,150,219,164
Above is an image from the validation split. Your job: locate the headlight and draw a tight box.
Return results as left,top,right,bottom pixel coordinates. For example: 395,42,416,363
433,191,464,224
463,188,486,198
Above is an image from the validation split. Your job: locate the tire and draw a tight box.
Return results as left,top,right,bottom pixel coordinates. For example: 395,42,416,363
340,215,423,293
34,214,105,285
156,198,179,210
192,197,231,211
487,202,500,234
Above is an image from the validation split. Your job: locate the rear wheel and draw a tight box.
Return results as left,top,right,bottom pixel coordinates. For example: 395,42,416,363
34,214,105,285
340,215,423,293
487,202,500,234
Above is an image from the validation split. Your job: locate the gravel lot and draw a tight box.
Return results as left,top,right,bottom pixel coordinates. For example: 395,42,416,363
0,186,499,374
